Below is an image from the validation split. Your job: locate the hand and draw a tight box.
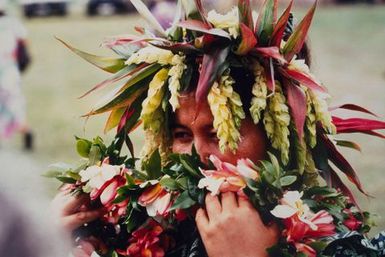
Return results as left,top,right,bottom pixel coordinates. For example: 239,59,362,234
195,193,279,257
51,190,105,232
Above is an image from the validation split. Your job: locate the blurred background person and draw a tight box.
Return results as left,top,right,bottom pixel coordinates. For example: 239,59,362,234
0,0,33,150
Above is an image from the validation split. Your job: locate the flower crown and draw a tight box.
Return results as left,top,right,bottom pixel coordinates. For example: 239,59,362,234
60,0,385,202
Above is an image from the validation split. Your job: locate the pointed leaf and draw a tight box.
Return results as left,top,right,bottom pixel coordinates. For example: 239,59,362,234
328,165,360,208
361,130,385,139
116,64,161,95
332,117,385,134
178,20,231,39
238,0,254,30
195,47,230,112
57,37,125,73
104,107,126,133
79,64,139,99
194,0,209,25
252,46,287,64
286,82,306,139
335,140,362,152
264,58,275,92
329,104,378,117
270,0,293,46
282,67,327,93
282,1,316,61
117,108,135,133
130,0,167,36
255,0,277,45
85,80,147,116
235,23,257,55
149,41,199,54
320,134,367,195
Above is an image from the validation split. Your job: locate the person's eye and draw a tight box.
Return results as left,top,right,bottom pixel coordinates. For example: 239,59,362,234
208,131,219,142
172,130,193,143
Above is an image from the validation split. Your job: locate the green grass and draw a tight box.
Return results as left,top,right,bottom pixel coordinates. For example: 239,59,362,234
10,5,385,234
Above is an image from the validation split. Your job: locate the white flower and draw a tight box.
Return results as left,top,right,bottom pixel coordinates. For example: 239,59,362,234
271,191,311,219
207,7,239,38
79,163,122,192
236,159,259,180
198,175,226,196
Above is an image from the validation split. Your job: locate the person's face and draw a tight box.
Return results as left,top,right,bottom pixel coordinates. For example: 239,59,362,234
171,92,267,165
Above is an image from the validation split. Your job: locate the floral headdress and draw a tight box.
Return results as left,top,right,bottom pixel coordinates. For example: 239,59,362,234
60,0,385,206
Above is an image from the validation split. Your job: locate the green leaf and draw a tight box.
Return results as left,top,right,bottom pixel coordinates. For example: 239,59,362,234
255,0,277,45
56,37,126,73
160,176,179,190
280,175,297,186
176,177,188,190
88,145,102,165
76,138,92,158
335,140,362,152
180,155,201,178
143,150,162,179
56,176,77,184
42,170,63,178
170,191,196,211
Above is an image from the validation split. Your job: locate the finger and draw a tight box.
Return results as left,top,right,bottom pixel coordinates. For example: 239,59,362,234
237,194,254,209
61,208,104,231
205,194,221,220
62,194,90,215
195,208,209,232
220,192,238,211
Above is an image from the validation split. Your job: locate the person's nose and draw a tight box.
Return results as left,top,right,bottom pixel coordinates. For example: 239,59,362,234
194,138,210,164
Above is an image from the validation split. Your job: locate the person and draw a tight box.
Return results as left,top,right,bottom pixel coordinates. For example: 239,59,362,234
52,1,385,256
0,0,33,150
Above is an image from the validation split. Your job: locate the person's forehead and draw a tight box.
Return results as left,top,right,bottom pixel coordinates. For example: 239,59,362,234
174,94,214,129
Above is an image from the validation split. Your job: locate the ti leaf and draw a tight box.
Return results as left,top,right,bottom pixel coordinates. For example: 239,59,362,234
170,191,196,211
56,37,125,73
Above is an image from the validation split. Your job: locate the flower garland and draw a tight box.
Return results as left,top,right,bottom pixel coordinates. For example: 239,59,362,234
47,137,381,257
53,0,385,256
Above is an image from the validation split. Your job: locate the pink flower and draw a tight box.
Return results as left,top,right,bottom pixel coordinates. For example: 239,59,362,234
139,184,172,217
295,243,316,257
271,191,336,243
198,155,259,195
117,220,165,257
90,175,126,206
104,198,130,224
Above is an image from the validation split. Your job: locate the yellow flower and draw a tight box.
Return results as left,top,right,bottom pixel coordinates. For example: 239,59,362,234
141,68,169,133
250,62,268,124
168,54,186,111
207,7,239,38
308,90,336,135
304,87,317,148
208,74,245,153
125,46,174,66
263,82,291,164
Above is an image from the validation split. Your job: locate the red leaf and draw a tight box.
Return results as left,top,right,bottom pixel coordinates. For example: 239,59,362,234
195,47,230,114
149,41,199,54
117,108,135,133
332,117,385,133
281,67,327,93
329,104,378,117
194,0,210,25
285,82,306,139
328,166,360,208
320,134,367,195
238,0,254,30
283,1,317,61
235,23,257,55
252,46,287,64
178,20,230,39
270,0,293,47
264,58,275,92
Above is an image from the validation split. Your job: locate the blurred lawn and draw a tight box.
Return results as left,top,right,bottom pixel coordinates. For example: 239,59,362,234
12,5,385,233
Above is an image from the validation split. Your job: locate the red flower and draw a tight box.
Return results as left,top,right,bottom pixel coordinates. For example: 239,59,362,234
295,243,316,257
343,210,362,231
117,220,165,257
284,210,336,243
139,184,172,217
